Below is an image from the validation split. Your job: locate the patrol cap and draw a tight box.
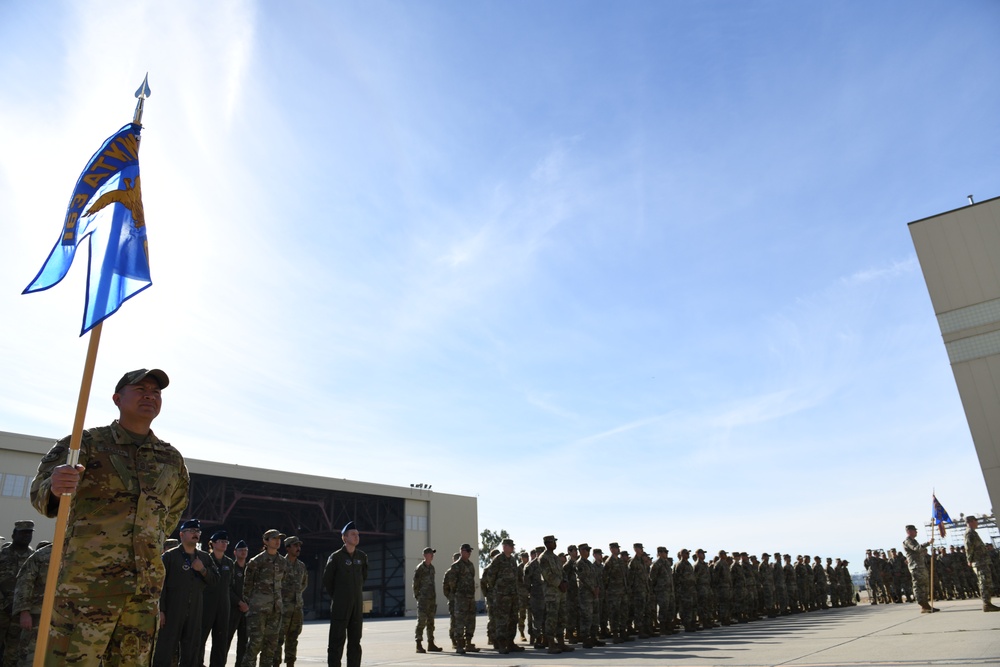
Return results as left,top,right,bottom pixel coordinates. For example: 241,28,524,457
567,544,578,552
116,368,169,393
489,549,500,557
536,546,545,553
543,535,557,543
460,543,474,552
659,547,669,554
578,543,591,551
13,520,34,531
633,542,643,550
905,524,917,531
342,521,357,534
210,530,229,542
695,548,705,555
609,542,620,549
179,519,201,532
423,547,436,555
234,540,248,550
284,536,302,547
502,538,514,547
263,529,285,541
592,548,603,554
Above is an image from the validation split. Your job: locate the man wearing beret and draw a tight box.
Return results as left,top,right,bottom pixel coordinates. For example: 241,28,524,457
275,536,308,666
30,368,189,666
153,519,219,667
243,529,288,666
0,520,35,665
412,547,442,653
200,530,235,667
324,521,368,667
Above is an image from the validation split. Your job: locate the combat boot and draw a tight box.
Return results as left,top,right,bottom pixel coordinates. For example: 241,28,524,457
593,633,606,647
613,631,626,644
984,602,1000,612
465,641,480,653
498,639,510,654
919,602,938,613
416,639,426,653
427,639,443,652
456,638,466,655
547,637,562,654
557,635,575,652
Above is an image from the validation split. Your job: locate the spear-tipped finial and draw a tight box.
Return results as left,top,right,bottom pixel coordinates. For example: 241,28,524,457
132,73,151,124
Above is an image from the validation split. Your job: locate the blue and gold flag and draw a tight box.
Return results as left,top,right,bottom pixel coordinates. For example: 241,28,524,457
932,494,951,538
23,123,151,335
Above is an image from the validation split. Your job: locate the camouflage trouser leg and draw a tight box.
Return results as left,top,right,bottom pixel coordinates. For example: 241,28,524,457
543,592,561,640
695,585,712,626
47,592,157,667
731,588,745,621
529,596,545,639
599,592,609,634
454,596,476,644
973,564,994,604
578,592,596,638
242,609,281,667
631,592,648,632
606,592,624,634
565,594,579,639
677,590,695,627
415,600,436,642
910,568,929,605
0,609,20,667
517,595,528,635
275,606,303,665
494,594,516,643
715,588,731,624
485,594,495,643
760,586,774,615
16,614,39,667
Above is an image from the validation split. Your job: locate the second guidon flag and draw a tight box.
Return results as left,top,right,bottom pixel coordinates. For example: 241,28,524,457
23,123,151,335
932,494,952,538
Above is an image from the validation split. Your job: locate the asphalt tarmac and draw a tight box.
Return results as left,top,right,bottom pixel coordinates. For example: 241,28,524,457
226,597,1000,666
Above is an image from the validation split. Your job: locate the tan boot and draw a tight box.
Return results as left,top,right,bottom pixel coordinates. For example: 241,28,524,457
416,639,426,653
427,639,443,652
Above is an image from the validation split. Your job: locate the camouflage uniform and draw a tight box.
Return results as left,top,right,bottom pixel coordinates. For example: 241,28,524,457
0,540,33,666
710,555,731,625
10,543,51,667
965,523,996,607
783,558,799,612
673,555,696,631
539,546,564,646
650,553,676,631
412,559,437,645
758,557,775,617
693,555,712,629
812,559,828,609
447,556,477,650
563,552,580,641
481,549,519,652
516,556,529,640
29,422,190,666
523,554,545,643
729,558,746,622
902,535,930,608
602,550,627,641
242,550,286,666
772,555,787,614
628,551,651,636
274,555,307,665
574,553,600,645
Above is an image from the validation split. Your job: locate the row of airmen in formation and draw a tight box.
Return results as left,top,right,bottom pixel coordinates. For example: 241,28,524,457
414,536,857,655
864,543,1000,605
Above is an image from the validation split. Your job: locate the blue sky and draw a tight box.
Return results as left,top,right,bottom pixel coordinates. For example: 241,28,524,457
1,1,998,566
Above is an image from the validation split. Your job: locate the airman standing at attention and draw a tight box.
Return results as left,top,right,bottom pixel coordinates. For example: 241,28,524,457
574,544,604,648
200,531,234,667
275,536,308,666
243,529,287,667
673,549,696,632
482,538,521,654
539,536,573,654
446,544,478,654
413,547,443,654
603,543,628,643
964,516,1000,612
563,545,580,644
628,543,651,638
516,551,530,642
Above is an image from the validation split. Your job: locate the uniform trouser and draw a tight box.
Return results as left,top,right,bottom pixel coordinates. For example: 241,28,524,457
243,608,281,667
695,585,712,626
450,596,476,644
227,610,248,666
909,568,929,605
972,564,994,603
14,612,39,667
759,586,774,615
517,595,529,635
565,587,579,637
714,588,730,623
631,591,648,632
153,602,204,667
605,591,625,634
414,599,436,642
0,607,20,667
327,607,363,667
529,595,546,639
47,591,157,667
578,591,597,638
677,589,695,626
200,600,230,667
543,591,562,639
492,594,517,643
275,606,303,665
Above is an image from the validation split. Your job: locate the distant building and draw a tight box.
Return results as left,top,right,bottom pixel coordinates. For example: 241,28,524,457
909,195,1000,514
0,430,477,618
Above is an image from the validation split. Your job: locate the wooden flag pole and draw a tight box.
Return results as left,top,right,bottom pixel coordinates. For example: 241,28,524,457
33,72,151,667
33,322,103,666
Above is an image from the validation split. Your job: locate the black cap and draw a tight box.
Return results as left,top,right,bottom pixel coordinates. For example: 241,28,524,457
116,368,169,393
423,547,436,555
234,540,248,550
342,521,357,534
179,519,201,532
209,530,229,542
460,543,474,552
